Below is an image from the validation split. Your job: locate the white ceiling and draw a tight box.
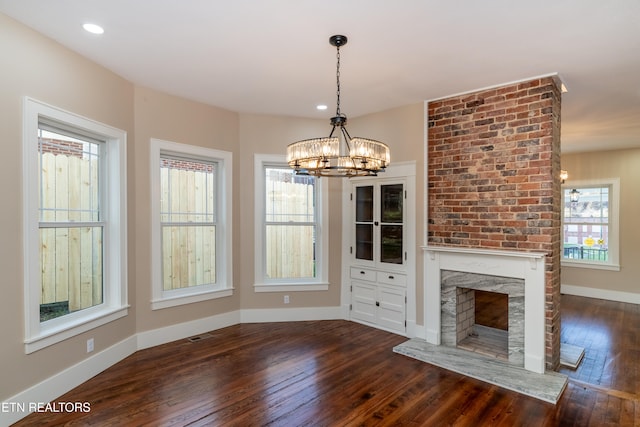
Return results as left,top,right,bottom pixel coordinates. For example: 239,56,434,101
1,0,639,153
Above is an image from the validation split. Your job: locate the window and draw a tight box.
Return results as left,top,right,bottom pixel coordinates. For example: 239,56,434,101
562,179,620,270
23,98,128,353
150,139,232,309
254,155,328,292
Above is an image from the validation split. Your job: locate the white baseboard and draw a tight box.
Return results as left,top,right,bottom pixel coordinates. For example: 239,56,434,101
137,307,343,350
561,284,640,304
340,303,350,320
137,310,240,350
240,306,342,323
1,335,137,426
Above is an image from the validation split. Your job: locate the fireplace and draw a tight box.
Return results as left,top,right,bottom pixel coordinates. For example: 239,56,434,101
424,247,546,373
442,270,524,365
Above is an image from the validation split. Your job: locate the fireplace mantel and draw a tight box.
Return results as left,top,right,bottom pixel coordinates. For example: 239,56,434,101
422,246,547,373
423,246,546,260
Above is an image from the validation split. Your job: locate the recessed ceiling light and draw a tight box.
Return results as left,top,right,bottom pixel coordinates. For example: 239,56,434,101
316,104,328,111
83,23,104,35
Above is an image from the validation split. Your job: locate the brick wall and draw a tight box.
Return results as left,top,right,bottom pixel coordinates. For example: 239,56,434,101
39,138,85,158
161,157,214,173
456,288,475,343
427,76,562,370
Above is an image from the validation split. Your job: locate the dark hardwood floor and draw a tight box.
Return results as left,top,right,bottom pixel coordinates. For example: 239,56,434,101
13,295,639,426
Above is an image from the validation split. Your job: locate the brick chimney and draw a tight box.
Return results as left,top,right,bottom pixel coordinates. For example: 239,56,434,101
427,76,562,370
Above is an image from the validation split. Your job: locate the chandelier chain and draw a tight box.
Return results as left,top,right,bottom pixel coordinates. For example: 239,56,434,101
335,44,341,116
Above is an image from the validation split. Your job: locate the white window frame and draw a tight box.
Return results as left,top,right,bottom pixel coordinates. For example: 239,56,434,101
22,97,128,354
253,154,329,292
150,139,233,309
561,178,620,271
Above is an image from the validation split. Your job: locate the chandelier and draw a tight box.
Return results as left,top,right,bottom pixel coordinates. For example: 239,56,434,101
287,35,390,177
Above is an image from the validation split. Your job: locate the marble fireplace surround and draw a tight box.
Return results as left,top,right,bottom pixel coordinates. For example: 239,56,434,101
424,247,547,374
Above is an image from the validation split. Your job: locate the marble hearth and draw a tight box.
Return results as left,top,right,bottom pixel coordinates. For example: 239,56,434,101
424,247,547,374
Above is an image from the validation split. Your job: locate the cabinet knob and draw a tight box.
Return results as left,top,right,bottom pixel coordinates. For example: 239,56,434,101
360,271,366,275
388,275,394,279
376,301,380,307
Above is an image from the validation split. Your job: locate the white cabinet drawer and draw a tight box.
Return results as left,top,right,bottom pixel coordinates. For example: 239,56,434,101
350,267,377,282
377,272,406,287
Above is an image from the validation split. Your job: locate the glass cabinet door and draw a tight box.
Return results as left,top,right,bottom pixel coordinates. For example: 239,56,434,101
355,186,373,261
354,182,404,266
380,184,403,264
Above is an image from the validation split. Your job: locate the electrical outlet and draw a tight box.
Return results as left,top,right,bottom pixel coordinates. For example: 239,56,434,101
87,338,94,353
284,295,290,304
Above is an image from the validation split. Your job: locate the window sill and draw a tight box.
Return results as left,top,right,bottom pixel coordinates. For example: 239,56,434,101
25,306,129,354
254,283,329,293
151,288,234,310
561,260,621,271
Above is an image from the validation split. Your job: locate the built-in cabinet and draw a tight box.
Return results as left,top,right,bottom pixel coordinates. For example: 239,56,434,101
348,178,407,334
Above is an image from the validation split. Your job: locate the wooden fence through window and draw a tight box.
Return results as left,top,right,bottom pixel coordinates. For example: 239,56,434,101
265,178,315,279
39,152,102,314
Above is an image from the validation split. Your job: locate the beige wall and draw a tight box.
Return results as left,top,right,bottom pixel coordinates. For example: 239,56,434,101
0,13,136,399
350,104,426,324
561,148,640,296
133,87,241,332
238,113,344,309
